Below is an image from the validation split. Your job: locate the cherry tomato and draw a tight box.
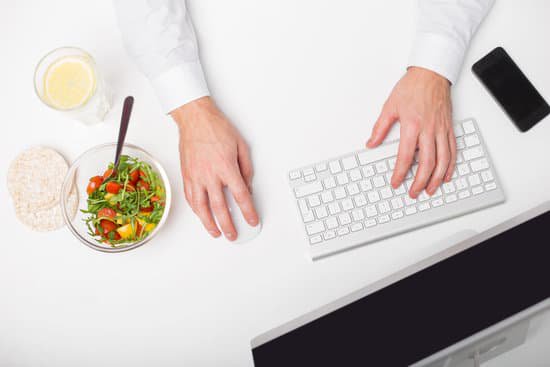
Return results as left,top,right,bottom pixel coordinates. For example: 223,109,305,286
125,183,136,192
129,170,140,184
137,180,150,191
106,181,122,194
139,170,147,179
141,205,153,213
87,176,104,195
108,231,122,241
135,221,144,237
99,219,117,234
103,168,116,180
97,208,116,218
151,195,164,206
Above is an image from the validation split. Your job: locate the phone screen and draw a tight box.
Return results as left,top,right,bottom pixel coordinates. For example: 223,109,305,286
472,47,549,132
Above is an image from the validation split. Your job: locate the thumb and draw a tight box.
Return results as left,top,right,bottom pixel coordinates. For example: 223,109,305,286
367,105,398,148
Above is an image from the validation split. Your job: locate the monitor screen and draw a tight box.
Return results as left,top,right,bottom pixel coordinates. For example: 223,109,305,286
252,210,550,366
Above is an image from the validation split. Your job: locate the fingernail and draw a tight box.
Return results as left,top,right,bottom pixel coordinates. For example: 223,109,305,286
209,230,220,238
225,232,236,241
248,217,259,226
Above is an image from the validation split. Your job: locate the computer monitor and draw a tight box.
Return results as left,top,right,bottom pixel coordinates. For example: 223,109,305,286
251,202,550,366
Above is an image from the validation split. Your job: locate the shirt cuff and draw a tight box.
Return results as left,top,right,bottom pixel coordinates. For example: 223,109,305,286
408,32,466,85
150,60,210,114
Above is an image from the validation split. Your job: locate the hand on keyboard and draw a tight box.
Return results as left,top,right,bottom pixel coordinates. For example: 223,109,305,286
367,67,455,199
171,97,259,241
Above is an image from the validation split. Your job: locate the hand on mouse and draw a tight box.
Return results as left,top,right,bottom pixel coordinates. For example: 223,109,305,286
171,97,259,241
367,67,456,198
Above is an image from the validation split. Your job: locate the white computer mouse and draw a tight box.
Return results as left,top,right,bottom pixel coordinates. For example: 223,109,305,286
217,187,262,244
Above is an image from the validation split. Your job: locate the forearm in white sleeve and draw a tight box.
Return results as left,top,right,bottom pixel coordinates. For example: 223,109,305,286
113,0,210,113
408,0,495,84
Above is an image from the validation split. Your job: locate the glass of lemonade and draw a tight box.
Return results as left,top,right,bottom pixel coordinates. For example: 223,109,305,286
34,47,111,125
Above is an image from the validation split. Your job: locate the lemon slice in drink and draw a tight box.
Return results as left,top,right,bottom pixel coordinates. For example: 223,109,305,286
44,56,96,110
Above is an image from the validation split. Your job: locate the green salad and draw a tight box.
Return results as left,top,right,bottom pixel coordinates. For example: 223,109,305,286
82,155,166,246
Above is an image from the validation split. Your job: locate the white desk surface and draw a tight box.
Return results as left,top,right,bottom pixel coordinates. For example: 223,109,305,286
2,1,549,366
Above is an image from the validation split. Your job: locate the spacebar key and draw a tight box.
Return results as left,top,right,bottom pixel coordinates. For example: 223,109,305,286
294,181,323,198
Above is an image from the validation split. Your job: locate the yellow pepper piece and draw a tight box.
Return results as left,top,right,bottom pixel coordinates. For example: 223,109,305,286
116,224,133,239
145,223,156,232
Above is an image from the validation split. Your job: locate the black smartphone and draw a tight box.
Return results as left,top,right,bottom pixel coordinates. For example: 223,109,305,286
472,47,549,132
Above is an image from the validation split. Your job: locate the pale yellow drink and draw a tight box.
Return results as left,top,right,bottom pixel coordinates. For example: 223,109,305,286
43,56,96,110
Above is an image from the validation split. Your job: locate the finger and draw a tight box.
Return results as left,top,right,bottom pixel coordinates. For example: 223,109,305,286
237,139,254,192
426,132,451,195
367,104,398,148
191,186,221,238
391,122,419,188
444,129,457,182
183,179,193,205
409,133,436,198
208,184,238,241
226,171,259,227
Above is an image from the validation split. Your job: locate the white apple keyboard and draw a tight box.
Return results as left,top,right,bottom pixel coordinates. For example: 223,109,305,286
288,119,505,260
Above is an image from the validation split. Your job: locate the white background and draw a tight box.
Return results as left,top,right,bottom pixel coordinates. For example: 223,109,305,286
1,1,549,366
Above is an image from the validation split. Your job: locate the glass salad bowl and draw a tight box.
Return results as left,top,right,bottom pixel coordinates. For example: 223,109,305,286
61,143,171,252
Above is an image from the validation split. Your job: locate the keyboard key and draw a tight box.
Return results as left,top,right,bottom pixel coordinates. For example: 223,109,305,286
394,183,406,195
464,133,480,147
341,198,354,211
325,217,339,230
375,161,388,173
315,162,328,172
380,187,393,199
304,174,316,182
468,174,481,186
324,230,336,240
457,163,470,176
462,120,476,134
432,198,444,207
359,179,373,191
472,186,484,195
353,194,367,207
334,187,346,199
309,235,323,245
347,183,360,195
456,138,465,150
329,160,342,174
481,170,494,182
455,177,468,190
302,211,315,223
298,199,309,214
367,191,381,203
458,190,471,199
373,176,385,188
349,168,362,181
338,213,352,225
303,167,314,176
321,191,334,203
328,202,341,215
404,195,417,206
463,146,484,161
324,176,337,189
357,151,370,165
378,215,390,224
342,155,358,170
388,158,397,170
295,181,323,198
306,221,325,235
485,182,497,191
307,195,321,207
352,209,365,221
390,197,404,209
432,187,443,198
470,158,489,172
336,172,349,185
453,124,464,137
315,206,328,219
351,222,363,232
378,201,391,213
391,211,404,220
418,202,430,211
405,206,417,215
362,165,375,178
445,194,458,203
442,182,456,194
365,205,378,218
289,170,301,180
418,191,431,202
365,219,377,228
337,227,350,236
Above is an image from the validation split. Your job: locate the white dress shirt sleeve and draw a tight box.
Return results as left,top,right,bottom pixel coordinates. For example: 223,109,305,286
408,0,495,84
113,0,209,113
